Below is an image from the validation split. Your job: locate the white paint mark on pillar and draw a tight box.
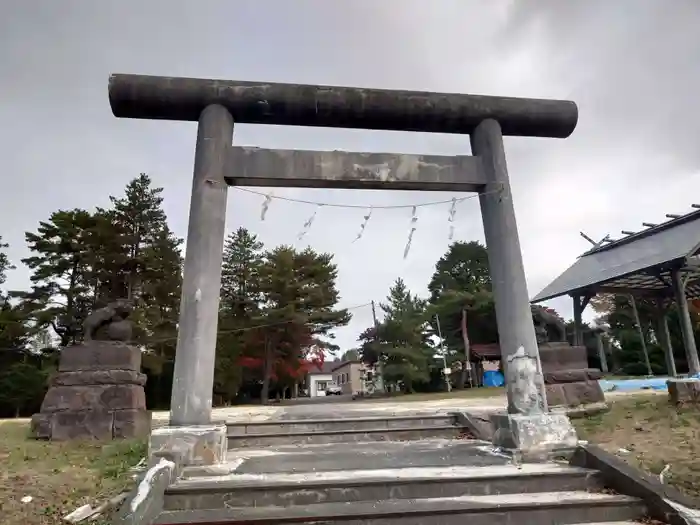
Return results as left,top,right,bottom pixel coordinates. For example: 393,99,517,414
195,288,202,302
505,345,543,415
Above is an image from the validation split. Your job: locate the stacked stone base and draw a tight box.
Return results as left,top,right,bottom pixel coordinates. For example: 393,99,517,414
668,378,700,405
539,343,606,408
31,342,150,441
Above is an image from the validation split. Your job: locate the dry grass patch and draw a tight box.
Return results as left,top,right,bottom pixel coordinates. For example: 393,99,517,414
574,395,700,499
0,420,146,525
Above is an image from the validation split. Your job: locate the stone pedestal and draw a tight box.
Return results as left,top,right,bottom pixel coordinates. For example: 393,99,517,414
539,342,606,408
491,412,578,460
31,342,150,440
149,424,227,467
668,378,700,405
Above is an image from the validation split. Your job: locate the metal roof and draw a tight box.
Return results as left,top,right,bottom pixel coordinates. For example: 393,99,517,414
532,208,700,303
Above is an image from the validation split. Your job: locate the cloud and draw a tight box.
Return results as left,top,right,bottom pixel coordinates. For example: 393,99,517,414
0,0,698,352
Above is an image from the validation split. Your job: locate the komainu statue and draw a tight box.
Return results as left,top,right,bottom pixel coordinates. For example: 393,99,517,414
83,299,134,342
531,304,567,344
530,304,606,409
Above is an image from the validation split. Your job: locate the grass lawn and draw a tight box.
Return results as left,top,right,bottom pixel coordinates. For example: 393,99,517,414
574,395,700,500
0,420,146,525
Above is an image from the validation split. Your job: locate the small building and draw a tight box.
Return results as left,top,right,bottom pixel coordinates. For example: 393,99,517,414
331,360,364,395
306,361,336,397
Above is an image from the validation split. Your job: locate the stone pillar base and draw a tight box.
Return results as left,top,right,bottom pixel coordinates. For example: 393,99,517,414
149,424,227,467
668,378,700,405
491,412,578,461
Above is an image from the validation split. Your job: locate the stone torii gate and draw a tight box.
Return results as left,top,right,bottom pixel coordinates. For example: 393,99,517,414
109,74,580,463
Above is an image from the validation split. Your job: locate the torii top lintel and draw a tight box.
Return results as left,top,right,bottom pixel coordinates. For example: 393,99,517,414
108,74,578,139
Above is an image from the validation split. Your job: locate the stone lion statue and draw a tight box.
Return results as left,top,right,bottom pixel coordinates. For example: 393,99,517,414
83,299,134,342
531,304,567,344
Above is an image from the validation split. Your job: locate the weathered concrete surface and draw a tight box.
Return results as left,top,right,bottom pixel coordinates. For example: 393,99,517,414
145,389,661,430
31,342,150,440
150,425,227,467
169,104,233,427
155,491,643,525
108,74,579,138
115,457,176,525
227,439,507,474
166,464,600,510
227,414,456,435
668,378,700,405
491,412,578,459
228,425,463,448
226,147,487,192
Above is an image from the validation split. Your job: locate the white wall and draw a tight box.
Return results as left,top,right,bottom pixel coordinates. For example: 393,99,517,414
308,373,333,397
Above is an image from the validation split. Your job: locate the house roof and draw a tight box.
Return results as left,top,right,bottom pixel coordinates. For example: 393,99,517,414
331,360,361,373
532,208,700,303
306,360,337,375
471,344,502,360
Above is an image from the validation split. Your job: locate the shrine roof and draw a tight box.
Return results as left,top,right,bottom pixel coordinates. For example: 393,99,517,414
532,208,700,303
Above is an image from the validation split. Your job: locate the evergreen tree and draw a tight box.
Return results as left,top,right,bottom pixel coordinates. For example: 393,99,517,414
361,278,434,393
215,228,265,403
255,246,350,403
104,174,183,406
427,241,497,388
0,235,14,289
14,209,99,346
103,173,174,303
0,240,52,417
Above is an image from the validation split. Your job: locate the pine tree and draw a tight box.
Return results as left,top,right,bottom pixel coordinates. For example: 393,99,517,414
255,246,351,403
373,278,433,393
215,228,265,403
102,174,183,406
104,173,173,302
427,241,497,388
14,209,99,346
0,235,14,289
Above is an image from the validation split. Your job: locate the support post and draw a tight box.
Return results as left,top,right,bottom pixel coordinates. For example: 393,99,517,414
671,269,700,376
654,301,677,378
572,295,583,346
472,119,575,458
629,295,653,377
170,105,233,426
595,332,609,373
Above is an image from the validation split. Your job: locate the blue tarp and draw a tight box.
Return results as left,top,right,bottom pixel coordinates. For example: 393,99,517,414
598,377,670,392
483,370,505,387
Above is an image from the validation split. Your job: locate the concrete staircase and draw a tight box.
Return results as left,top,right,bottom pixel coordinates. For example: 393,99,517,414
153,412,650,524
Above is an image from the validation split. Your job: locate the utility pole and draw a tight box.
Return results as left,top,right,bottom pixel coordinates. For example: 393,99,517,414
435,313,452,392
371,300,385,393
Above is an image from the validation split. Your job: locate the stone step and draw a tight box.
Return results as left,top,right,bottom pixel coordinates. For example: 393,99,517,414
164,463,603,510
154,491,645,524
227,424,466,448
227,414,457,436
214,439,508,475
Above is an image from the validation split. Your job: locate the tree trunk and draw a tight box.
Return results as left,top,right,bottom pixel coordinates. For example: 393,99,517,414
460,308,472,388
260,339,273,404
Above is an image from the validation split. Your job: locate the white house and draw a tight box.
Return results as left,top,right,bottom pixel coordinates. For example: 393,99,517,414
306,360,336,397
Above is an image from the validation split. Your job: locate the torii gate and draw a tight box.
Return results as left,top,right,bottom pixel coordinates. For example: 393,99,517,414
109,74,580,462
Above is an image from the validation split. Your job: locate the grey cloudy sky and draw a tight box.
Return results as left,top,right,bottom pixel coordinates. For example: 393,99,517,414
1,0,699,352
